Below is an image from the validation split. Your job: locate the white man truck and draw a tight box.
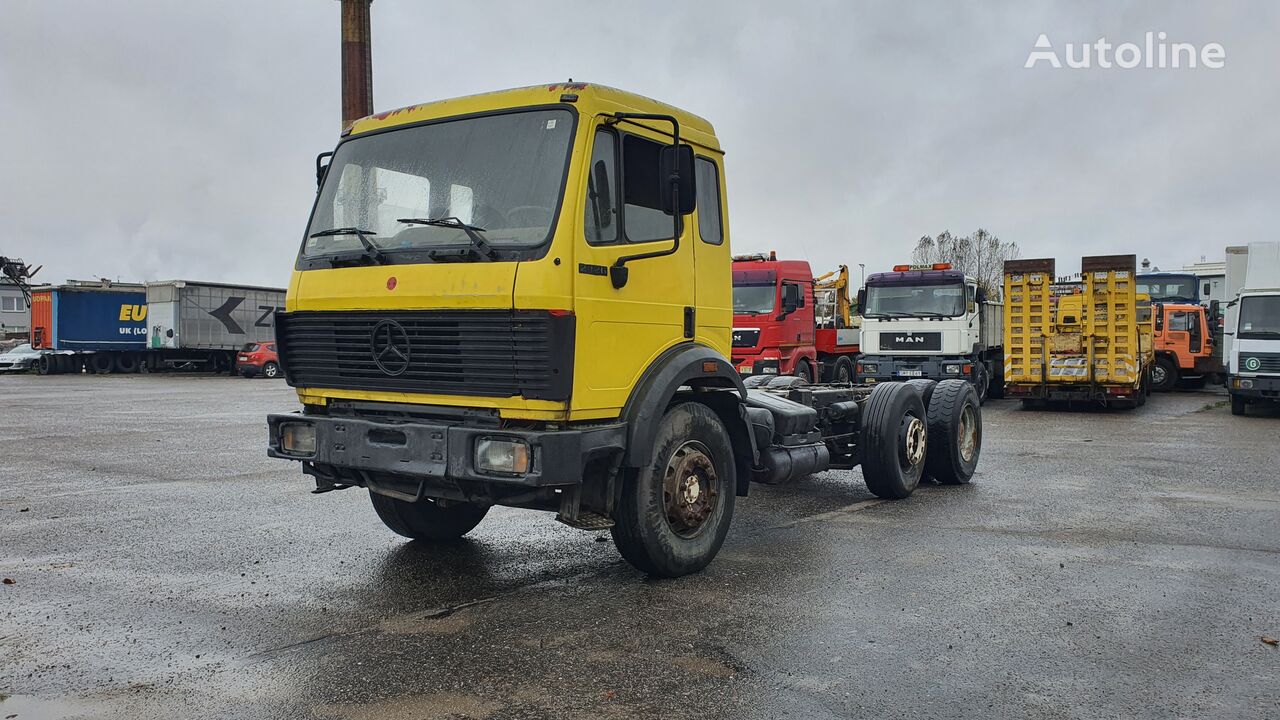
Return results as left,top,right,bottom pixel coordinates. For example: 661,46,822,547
855,263,1004,402
1226,241,1280,416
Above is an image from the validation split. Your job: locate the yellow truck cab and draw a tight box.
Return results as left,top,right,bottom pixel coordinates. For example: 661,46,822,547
267,83,985,576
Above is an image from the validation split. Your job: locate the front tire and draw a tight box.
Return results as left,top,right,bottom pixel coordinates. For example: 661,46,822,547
611,402,736,578
1151,356,1178,392
793,359,813,384
860,382,928,499
925,379,982,485
262,361,281,379
369,492,489,541
1230,394,1246,416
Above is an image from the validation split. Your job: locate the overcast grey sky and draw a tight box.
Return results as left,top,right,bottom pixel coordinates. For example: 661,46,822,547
2,1,1277,288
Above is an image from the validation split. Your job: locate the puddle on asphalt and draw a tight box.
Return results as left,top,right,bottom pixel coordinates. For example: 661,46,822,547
0,694,105,719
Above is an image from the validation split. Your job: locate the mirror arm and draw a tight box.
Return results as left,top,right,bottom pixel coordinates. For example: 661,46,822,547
315,151,334,192
605,112,683,289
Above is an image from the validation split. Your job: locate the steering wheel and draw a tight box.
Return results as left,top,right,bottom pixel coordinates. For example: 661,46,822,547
505,205,555,227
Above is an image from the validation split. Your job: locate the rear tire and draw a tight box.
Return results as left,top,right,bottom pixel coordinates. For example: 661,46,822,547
369,492,489,541
859,383,928,499
925,379,982,485
88,353,114,374
1151,356,1178,392
973,363,989,404
987,358,1005,399
36,355,53,375
904,378,937,407
1230,394,1246,416
115,352,139,374
611,402,736,578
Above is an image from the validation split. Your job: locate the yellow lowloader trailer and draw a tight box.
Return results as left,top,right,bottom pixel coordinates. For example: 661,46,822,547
1003,254,1154,409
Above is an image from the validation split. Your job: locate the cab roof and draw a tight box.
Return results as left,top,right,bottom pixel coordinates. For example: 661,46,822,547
346,82,721,152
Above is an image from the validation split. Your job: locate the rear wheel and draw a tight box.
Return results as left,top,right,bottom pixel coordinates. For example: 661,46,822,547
987,358,1005,399
262,361,281,379
904,378,937,407
115,352,139,374
36,355,53,375
859,382,928,499
612,402,736,578
369,492,489,541
925,379,982,485
1230,394,1246,416
1151,356,1178,392
88,353,114,374
973,363,989,404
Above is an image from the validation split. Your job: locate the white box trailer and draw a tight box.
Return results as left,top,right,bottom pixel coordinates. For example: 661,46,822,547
146,281,285,351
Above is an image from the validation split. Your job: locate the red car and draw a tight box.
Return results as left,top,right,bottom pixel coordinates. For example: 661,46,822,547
237,342,282,379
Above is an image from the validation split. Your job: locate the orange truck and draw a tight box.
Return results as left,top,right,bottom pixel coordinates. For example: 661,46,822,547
1150,301,1220,391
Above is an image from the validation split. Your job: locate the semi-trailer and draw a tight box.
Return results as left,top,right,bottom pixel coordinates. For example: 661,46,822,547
29,279,285,374
1003,255,1154,409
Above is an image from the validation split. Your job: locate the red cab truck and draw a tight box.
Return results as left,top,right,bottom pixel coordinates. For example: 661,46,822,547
731,253,860,383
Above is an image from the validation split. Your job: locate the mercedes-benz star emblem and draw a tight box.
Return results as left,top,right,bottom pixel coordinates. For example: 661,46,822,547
370,320,411,376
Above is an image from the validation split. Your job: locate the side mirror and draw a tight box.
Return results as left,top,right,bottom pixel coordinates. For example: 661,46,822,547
976,288,988,304
592,160,613,228
1208,299,1220,321
856,288,866,315
659,144,696,216
316,151,334,191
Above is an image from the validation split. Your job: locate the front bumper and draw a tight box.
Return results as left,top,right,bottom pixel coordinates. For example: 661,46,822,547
857,355,973,383
731,354,781,376
1228,375,1280,400
267,412,625,488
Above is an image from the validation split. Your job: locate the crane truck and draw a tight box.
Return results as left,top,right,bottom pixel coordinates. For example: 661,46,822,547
730,253,860,383
264,83,985,577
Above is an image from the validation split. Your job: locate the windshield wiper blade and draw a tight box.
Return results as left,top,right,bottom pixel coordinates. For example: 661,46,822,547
308,227,389,265
399,217,498,261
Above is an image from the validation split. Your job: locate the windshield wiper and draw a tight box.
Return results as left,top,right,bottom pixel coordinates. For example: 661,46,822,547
308,227,389,265
912,311,951,318
398,217,497,261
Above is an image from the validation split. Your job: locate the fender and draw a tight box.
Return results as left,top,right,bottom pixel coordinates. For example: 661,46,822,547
783,346,816,376
620,342,749,470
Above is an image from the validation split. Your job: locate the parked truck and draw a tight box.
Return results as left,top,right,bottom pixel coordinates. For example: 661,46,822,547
29,279,285,374
1003,255,1154,409
1225,241,1280,416
730,253,860,383
1149,301,1218,391
854,264,1003,402
265,83,985,577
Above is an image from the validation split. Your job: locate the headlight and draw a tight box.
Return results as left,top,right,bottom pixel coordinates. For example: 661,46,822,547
1239,378,1255,389
476,437,531,475
279,422,317,456
859,363,879,374
944,364,961,374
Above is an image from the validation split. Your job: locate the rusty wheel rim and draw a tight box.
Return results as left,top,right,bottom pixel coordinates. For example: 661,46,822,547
662,440,719,539
958,403,978,463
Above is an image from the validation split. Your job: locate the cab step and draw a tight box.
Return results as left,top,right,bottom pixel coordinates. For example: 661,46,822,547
557,511,615,530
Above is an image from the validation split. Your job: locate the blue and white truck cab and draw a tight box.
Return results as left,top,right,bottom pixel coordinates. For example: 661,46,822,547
855,264,1003,402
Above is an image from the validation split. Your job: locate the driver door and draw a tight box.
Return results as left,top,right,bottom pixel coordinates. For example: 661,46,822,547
572,123,696,415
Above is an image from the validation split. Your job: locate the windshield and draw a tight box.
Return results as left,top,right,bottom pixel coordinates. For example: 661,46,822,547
733,269,777,314
303,109,574,259
1238,296,1280,338
1137,276,1197,302
864,283,965,317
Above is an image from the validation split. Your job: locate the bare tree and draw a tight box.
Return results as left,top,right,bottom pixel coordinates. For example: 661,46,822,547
911,228,1018,298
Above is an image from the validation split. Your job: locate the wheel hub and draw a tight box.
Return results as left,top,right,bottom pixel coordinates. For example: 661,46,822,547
1152,365,1167,384
958,404,978,463
663,441,719,538
901,415,926,467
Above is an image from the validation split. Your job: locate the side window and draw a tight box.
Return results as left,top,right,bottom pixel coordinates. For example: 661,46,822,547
1169,311,1191,332
782,281,806,308
584,129,618,245
695,157,723,245
623,134,677,243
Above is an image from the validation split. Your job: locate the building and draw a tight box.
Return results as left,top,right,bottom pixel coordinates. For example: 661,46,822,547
1182,259,1228,305
0,278,31,339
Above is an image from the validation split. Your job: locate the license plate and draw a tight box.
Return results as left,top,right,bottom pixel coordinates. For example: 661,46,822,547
238,356,249,361
739,366,752,374
897,370,923,377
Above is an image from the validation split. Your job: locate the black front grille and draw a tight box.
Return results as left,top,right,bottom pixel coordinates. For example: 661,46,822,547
732,328,760,348
1240,352,1280,374
276,310,574,400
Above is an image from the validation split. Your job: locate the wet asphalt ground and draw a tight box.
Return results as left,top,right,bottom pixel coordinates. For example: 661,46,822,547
1,374,1278,720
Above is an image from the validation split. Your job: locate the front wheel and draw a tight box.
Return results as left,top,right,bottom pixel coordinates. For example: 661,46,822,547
262,362,281,379
832,356,855,384
369,492,489,541
611,402,736,578
925,379,982,485
1230,394,1246,416
860,382,928,499
1151,356,1178,392
793,359,813,384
